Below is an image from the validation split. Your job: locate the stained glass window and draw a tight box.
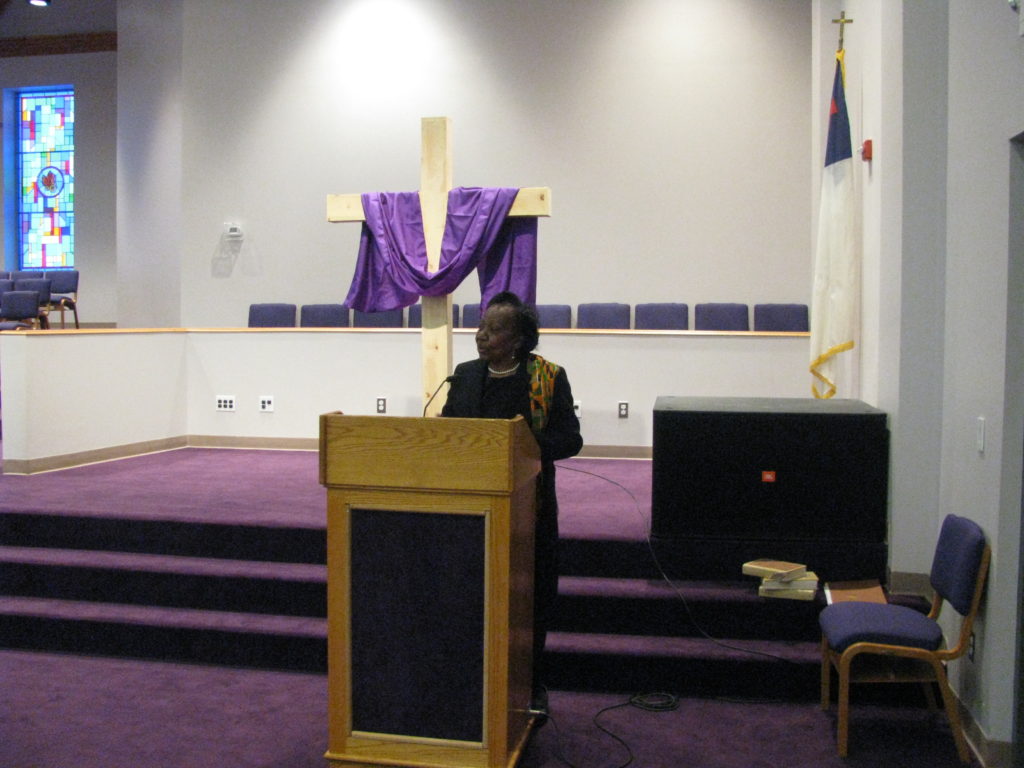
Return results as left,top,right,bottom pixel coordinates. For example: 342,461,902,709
18,89,75,269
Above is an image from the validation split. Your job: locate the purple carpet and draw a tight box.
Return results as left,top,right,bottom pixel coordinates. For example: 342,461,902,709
0,649,978,768
0,449,981,766
0,448,647,535
0,447,328,527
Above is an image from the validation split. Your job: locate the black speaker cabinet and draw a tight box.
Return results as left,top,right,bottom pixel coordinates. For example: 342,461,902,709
651,397,889,580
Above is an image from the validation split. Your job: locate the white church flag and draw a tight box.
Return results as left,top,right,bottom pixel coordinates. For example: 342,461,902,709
810,49,859,399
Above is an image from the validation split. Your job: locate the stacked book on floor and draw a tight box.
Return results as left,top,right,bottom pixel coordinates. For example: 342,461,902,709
742,559,819,601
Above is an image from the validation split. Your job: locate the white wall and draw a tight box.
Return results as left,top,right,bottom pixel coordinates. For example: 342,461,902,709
0,331,188,460
116,0,184,327
0,328,809,466
116,0,815,330
942,0,1024,747
889,1,949,580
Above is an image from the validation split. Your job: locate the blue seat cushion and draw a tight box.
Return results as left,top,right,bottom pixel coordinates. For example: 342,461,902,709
819,602,943,653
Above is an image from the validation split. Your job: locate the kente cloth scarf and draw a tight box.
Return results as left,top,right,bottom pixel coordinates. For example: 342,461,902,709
528,355,560,432
343,187,538,312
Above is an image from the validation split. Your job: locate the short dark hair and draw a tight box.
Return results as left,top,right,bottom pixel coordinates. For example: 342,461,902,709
486,291,539,356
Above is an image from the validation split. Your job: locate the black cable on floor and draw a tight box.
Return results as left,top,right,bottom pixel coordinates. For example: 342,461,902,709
557,461,798,665
549,691,681,768
628,691,680,712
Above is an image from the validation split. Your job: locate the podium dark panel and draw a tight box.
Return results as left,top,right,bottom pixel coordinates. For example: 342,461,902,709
349,508,485,742
652,397,888,554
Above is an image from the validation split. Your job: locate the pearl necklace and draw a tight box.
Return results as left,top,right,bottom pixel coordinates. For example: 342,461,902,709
487,361,520,376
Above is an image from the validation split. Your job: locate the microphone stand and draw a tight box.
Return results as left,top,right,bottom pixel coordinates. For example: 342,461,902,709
423,375,457,417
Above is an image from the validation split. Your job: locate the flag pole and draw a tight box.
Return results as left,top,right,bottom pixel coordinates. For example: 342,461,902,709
832,10,853,51
810,18,859,399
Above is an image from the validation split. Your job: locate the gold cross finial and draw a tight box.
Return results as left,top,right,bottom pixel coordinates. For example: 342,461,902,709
832,11,853,51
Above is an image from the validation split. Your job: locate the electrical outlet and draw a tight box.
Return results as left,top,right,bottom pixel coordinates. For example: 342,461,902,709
618,401,629,418
259,395,274,413
968,632,976,661
216,395,236,412
376,397,387,414
573,400,582,419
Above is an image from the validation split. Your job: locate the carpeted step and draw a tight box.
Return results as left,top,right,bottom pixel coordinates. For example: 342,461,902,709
0,511,326,563
560,535,888,583
553,575,823,641
559,538,657,579
544,630,821,700
0,595,327,672
0,546,326,616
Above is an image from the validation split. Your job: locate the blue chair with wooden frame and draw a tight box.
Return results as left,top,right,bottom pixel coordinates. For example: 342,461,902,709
819,514,990,763
14,278,51,329
44,270,80,328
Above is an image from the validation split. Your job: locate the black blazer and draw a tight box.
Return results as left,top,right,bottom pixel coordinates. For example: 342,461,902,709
441,356,582,466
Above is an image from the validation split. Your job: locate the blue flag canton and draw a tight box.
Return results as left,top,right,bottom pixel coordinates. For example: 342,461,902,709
824,60,852,167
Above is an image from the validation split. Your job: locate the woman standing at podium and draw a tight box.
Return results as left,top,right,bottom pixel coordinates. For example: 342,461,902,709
442,291,583,718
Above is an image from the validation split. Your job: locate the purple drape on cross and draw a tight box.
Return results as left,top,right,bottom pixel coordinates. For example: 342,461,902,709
343,186,538,313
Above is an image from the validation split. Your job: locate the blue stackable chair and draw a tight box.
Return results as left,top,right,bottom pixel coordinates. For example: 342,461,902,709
464,302,568,329
635,302,689,330
694,302,749,331
247,303,296,327
536,304,571,329
300,304,349,327
0,290,42,330
576,302,630,329
352,308,404,328
408,302,460,328
461,303,481,328
753,303,809,332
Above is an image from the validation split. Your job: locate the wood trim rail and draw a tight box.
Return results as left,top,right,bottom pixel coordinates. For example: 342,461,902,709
0,32,117,58
0,327,809,338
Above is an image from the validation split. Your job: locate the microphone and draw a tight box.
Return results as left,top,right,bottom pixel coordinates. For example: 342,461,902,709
423,374,458,417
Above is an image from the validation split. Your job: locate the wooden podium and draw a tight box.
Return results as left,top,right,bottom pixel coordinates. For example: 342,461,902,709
319,413,542,768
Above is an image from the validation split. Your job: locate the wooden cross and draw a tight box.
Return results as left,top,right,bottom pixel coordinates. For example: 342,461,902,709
832,11,853,51
327,116,551,414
